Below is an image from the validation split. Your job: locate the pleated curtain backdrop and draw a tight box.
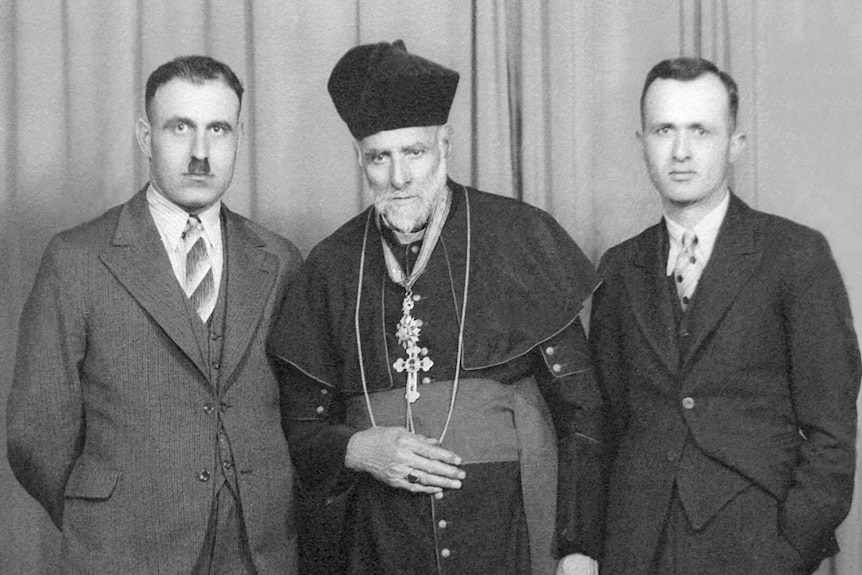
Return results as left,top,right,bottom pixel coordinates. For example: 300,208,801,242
1,1,860,573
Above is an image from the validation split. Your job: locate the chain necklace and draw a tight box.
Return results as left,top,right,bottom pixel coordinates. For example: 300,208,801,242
354,188,471,442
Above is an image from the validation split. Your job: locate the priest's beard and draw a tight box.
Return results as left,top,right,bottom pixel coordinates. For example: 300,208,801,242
369,153,448,235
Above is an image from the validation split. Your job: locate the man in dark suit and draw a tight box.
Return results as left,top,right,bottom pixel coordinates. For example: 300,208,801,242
591,57,861,575
7,56,302,574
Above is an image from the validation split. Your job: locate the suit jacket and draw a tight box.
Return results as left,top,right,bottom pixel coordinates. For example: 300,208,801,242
7,188,303,574
591,194,860,574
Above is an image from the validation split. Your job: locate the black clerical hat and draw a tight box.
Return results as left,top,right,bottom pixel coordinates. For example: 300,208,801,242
328,40,460,140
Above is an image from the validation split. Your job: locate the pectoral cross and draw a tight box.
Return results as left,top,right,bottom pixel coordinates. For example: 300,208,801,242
393,343,434,403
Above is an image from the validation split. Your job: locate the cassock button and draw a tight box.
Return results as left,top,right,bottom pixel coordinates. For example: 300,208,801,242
545,346,555,355
198,470,211,482
435,492,444,500
412,294,422,301
666,450,678,462
422,376,432,385
210,332,221,341
410,245,420,254
438,519,447,529
682,397,695,410
211,361,220,369
203,403,215,414
440,548,451,558
223,460,233,469
320,388,329,395
315,405,325,414
552,363,562,373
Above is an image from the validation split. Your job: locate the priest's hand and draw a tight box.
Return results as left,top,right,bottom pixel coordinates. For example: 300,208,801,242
345,426,466,493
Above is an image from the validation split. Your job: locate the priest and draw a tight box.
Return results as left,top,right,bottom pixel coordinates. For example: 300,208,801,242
269,40,604,575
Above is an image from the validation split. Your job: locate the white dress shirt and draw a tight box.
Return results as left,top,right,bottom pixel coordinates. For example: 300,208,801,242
146,185,224,298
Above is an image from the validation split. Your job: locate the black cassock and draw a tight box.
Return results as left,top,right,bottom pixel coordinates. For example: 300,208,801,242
269,181,604,575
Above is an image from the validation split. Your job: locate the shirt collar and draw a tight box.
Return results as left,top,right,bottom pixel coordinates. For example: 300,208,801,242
146,184,222,250
664,190,730,275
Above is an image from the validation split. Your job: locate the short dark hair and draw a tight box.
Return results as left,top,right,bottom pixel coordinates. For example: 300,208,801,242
640,57,739,128
145,55,244,120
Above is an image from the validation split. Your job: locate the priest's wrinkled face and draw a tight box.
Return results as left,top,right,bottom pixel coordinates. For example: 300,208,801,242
356,125,449,234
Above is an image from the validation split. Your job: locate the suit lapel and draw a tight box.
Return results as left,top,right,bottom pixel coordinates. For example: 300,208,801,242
99,189,208,376
219,208,279,390
681,195,762,366
625,223,681,375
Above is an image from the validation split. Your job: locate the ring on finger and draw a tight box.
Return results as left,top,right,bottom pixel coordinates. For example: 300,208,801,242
406,472,420,484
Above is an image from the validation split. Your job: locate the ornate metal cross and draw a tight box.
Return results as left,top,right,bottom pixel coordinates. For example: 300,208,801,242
393,343,433,403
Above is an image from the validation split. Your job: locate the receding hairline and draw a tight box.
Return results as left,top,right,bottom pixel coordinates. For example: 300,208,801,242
144,56,244,121
639,58,739,128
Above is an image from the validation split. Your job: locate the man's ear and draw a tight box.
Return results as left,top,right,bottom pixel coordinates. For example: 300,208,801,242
353,139,364,168
135,116,152,158
729,130,747,164
438,124,452,158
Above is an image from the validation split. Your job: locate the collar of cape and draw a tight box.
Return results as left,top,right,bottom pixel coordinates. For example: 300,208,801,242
269,180,599,388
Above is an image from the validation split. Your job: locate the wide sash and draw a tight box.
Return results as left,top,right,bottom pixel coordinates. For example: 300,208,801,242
346,377,559,574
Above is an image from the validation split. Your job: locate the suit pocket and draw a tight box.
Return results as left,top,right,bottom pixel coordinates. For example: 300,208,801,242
64,456,120,500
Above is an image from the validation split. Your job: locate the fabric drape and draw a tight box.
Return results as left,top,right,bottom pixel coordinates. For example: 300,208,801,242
1,2,860,574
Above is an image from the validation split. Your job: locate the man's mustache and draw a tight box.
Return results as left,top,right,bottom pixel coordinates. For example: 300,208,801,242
188,157,210,175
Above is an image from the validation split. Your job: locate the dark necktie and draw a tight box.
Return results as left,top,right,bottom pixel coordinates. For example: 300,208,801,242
673,230,702,311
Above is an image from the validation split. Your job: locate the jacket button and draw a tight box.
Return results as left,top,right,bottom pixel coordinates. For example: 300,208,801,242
203,403,215,414
682,397,695,409
666,450,678,462
438,519,447,529
198,470,211,482
222,460,233,469
552,363,562,373
316,405,325,414
440,548,451,558
545,346,555,355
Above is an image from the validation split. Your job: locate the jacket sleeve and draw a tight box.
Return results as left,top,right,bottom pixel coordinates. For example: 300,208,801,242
276,361,357,495
536,314,608,560
589,254,630,461
779,231,861,565
7,236,87,529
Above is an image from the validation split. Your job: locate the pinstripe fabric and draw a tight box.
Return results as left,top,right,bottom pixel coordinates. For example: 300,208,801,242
7,188,303,574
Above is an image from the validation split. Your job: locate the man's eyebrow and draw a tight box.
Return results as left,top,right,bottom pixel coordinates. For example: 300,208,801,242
363,148,389,157
162,116,196,129
208,120,234,131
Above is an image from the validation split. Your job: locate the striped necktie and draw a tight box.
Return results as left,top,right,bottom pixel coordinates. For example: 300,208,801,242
673,230,702,312
182,215,215,321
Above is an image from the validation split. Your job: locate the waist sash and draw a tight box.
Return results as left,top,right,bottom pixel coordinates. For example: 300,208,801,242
346,377,559,574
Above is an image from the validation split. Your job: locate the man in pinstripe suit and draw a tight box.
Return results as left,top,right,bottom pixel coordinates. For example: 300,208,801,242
7,56,302,574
